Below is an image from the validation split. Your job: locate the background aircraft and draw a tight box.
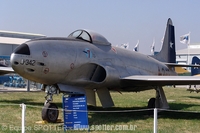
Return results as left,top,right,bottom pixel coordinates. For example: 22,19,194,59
191,56,200,76
186,56,200,92
6,18,200,123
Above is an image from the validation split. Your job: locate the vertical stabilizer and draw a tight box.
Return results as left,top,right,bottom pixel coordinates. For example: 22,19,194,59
153,18,176,63
191,56,200,76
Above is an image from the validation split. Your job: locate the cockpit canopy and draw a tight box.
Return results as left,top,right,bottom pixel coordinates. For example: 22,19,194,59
68,29,111,45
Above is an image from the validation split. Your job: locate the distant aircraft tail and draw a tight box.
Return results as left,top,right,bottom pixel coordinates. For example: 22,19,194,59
191,56,200,76
153,18,176,63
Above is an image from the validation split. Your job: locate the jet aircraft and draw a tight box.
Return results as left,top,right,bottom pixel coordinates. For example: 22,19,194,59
191,56,200,76
5,18,200,123
187,56,200,93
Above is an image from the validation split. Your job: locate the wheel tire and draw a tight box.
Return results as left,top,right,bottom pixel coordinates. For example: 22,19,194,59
42,103,59,123
147,98,156,115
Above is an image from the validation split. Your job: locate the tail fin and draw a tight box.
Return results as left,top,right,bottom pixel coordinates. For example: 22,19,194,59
153,18,176,63
191,56,200,76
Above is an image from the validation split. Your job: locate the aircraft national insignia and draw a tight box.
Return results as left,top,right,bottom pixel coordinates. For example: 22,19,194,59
42,51,48,57
170,42,174,48
83,48,93,58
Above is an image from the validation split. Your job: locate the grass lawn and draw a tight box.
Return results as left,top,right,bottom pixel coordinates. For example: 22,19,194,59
0,86,200,133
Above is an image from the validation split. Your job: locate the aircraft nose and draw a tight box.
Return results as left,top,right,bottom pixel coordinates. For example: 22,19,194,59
13,43,30,55
10,43,31,74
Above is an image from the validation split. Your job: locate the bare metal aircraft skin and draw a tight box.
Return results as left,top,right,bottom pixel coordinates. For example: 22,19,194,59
7,18,200,122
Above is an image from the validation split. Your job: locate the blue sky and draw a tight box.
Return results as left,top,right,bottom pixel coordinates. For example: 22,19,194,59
0,1,199,54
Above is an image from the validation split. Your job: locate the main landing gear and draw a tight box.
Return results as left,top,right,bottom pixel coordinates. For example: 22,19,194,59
147,86,169,115
41,85,59,123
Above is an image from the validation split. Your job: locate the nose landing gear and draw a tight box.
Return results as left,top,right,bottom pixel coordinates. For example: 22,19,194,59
41,85,60,123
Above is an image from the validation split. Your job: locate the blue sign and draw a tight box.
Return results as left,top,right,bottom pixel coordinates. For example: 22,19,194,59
63,94,89,131
0,55,10,60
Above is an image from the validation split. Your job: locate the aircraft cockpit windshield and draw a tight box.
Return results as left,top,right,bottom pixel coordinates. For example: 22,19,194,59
68,29,111,45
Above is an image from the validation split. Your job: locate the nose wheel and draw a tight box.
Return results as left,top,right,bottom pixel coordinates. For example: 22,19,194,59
42,102,59,123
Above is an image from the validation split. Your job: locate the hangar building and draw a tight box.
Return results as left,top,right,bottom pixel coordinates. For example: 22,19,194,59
0,30,45,84
176,43,200,65
0,30,45,66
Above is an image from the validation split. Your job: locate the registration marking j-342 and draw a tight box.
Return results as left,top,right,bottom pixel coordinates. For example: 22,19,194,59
20,59,36,66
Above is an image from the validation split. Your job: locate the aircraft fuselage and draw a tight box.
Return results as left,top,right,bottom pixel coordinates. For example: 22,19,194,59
11,37,177,91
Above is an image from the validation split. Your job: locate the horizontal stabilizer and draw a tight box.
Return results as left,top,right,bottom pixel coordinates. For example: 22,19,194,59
165,62,200,67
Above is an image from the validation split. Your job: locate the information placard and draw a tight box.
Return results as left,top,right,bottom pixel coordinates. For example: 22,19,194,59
63,94,88,130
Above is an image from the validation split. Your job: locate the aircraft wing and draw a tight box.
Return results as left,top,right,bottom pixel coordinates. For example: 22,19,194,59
121,76,200,87
0,67,14,75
